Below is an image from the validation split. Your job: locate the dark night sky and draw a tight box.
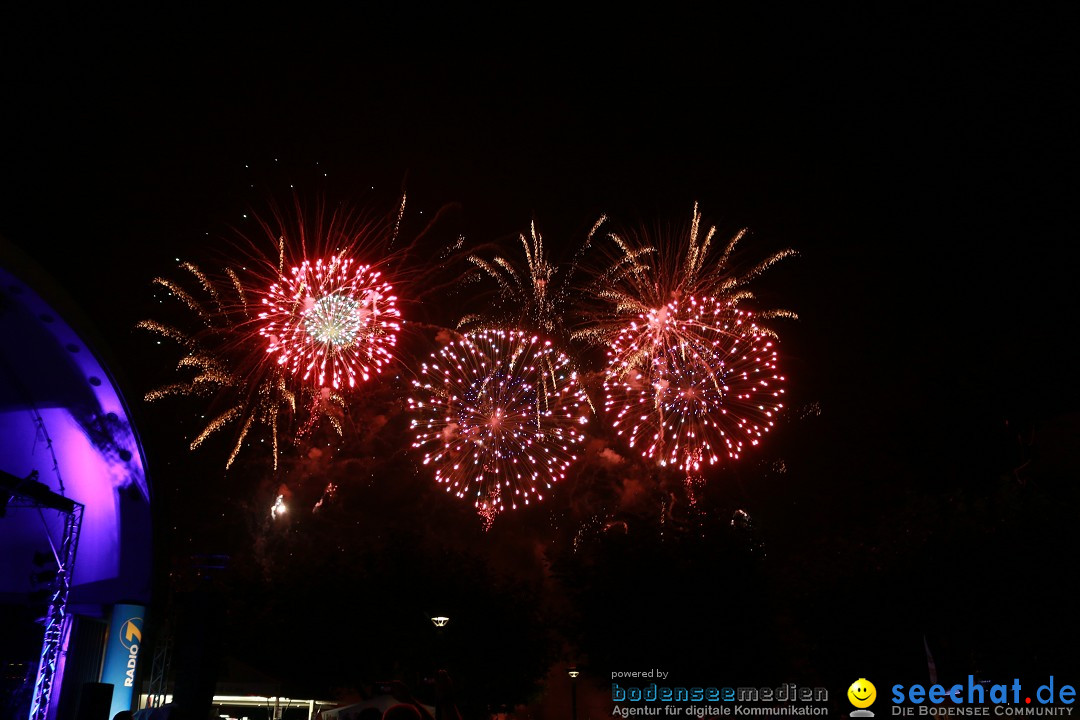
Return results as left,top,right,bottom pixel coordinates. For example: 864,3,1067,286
2,4,1079,711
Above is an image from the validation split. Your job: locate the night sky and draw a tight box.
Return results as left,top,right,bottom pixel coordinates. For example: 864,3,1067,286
2,6,1078,717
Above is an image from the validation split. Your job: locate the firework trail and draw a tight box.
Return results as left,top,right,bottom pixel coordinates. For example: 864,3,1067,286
407,329,591,529
138,261,343,471
573,202,797,375
458,216,608,411
458,216,605,340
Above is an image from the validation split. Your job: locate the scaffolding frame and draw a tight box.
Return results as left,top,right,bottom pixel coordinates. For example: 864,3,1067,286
146,614,173,708
2,471,85,720
28,499,83,720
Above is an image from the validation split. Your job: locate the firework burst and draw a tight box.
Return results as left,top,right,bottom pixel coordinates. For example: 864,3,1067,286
224,195,409,393
137,195,410,470
602,301,786,473
258,254,400,389
407,329,591,529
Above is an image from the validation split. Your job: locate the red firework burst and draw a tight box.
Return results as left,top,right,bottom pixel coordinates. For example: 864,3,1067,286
602,299,785,473
258,254,400,390
407,329,591,528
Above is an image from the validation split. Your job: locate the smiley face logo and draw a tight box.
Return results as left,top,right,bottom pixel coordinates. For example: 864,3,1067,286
848,678,876,709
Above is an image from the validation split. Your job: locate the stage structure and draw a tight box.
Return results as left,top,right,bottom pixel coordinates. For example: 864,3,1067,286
1,236,153,720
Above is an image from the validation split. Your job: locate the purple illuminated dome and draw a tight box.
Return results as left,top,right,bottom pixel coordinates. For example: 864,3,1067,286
1,236,152,720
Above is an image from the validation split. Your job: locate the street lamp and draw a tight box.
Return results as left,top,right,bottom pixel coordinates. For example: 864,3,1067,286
567,665,578,720
431,616,450,673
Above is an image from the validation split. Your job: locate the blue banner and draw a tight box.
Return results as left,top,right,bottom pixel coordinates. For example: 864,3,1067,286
101,603,146,718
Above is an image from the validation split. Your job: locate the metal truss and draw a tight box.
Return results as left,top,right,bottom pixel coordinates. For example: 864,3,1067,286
21,499,84,720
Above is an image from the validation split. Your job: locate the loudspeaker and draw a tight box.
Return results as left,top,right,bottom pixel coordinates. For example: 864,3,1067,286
75,682,114,720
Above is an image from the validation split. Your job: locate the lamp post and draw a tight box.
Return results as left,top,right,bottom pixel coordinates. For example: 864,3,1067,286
567,665,579,720
431,616,449,672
